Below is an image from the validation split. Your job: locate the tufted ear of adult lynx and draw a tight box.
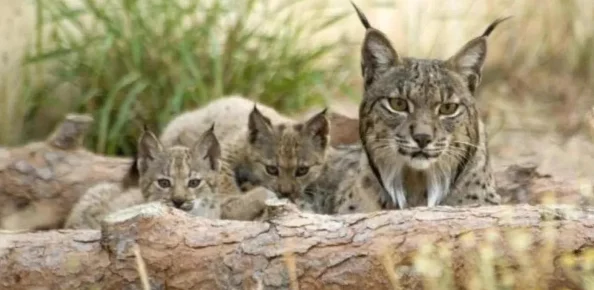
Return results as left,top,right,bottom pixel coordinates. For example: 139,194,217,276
337,2,510,211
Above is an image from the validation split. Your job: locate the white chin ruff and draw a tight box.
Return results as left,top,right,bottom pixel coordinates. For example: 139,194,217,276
407,157,435,170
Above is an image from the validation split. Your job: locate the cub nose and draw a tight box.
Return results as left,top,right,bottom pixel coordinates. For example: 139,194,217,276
278,190,292,199
172,198,185,209
412,134,432,148
277,187,296,201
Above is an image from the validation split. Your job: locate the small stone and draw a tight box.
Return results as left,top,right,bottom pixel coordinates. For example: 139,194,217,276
13,160,34,173
35,167,54,181
43,152,61,165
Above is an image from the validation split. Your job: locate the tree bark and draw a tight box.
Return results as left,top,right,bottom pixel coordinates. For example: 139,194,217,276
0,113,590,231
1,202,593,289
0,114,131,230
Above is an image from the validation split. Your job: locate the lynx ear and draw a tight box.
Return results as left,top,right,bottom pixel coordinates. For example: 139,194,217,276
191,124,221,171
248,105,273,145
362,31,400,87
446,17,511,94
352,2,400,88
303,108,330,151
137,126,164,173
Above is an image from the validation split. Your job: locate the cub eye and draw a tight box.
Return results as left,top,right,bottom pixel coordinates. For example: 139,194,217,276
387,98,409,112
157,179,171,188
187,179,201,188
295,166,309,177
438,103,459,115
265,165,279,176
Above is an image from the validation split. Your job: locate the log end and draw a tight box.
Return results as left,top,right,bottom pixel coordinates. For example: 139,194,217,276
47,113,94,150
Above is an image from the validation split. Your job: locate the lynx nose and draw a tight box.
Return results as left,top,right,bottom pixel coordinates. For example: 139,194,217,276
278,190,293,199
277,187,297,201
172,198,185,209
412,134,432,148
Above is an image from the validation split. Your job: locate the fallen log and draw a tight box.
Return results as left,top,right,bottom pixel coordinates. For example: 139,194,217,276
1,201,594,289
0,114,131,230
0,114,591,231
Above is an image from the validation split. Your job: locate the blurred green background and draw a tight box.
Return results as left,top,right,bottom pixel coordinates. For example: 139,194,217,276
9,0,354,155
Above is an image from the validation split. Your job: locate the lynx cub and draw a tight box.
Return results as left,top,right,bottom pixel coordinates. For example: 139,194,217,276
64,126,273,229
160,96,330,211
325,3,509,213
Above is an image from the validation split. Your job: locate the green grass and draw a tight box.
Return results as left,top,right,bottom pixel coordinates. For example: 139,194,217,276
21,0,352,155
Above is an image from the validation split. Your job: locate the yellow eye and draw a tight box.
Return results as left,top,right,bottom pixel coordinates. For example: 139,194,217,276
387,98,408,112
438,103,459,115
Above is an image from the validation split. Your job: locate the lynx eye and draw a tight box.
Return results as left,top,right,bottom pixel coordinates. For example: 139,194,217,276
295,166,309,177
265,165,279,176
187,178,201,188
386,98,409,113
157,178,171,188
438,103,460,116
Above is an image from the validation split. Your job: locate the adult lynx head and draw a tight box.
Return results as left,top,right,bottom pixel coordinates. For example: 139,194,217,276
351,2,509,208
245,106,329,201
136,125,221,211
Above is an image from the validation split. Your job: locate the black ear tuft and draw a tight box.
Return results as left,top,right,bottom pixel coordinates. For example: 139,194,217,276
446,16,510,94
481,16,512,38
350,1,372,30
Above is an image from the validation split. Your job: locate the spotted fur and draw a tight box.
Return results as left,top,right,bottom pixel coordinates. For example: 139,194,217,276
160,96,330,212
328,3,509,213
217,105,330,211
65,126,272,229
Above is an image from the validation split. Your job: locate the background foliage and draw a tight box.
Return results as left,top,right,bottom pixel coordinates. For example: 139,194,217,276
20,0,352,155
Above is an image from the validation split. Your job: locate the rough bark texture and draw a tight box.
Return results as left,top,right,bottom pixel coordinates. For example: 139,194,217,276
1,202,594,289
0,114,131,230
0,113,590,231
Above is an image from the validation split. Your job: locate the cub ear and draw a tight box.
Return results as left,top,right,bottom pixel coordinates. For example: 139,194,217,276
191,124,221,171
446,17,511,94
248,105,273,145
303,108,330,151
137,126,164,173
351,2,401,88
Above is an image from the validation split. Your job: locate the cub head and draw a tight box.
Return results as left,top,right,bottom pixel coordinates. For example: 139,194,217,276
246,106,330,201
352,2,509,171
136,125,221,211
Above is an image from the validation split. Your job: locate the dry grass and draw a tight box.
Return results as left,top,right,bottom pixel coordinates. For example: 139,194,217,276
133,243,151,290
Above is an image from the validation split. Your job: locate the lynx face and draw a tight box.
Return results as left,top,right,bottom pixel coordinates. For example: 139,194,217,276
357,23,500,171
136,126,221,211
352,2,508,208
245,107,329,201
361,59,477,171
